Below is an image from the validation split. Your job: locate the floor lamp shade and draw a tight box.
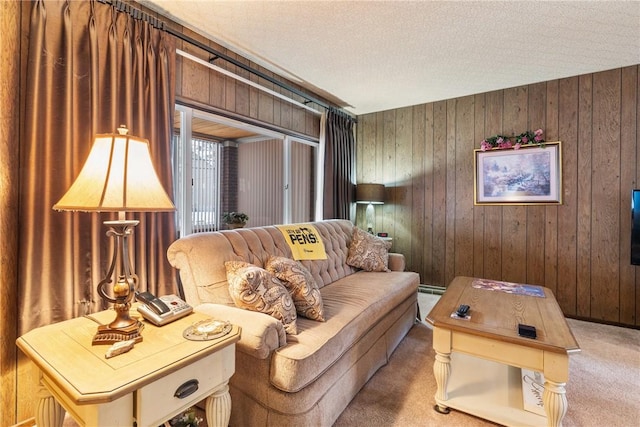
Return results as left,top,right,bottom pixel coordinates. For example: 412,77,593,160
356,183,385,204
53,126,175,345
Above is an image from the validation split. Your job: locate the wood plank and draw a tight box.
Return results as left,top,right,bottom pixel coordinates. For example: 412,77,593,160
454,96,475,278
544,81,559,296
356,114,377,228
483,91,504,280
234,55,250,117
445,99,457,286
375,111,386,221
501,87,528,284
473,94,486,279
279,86,292,131
576,74,593,318
252,68,278,123
223,50,237,112
272,85,282,129
248,61,259,120
209,52,226,109
382,110,396,238
359,113,376,179
556,77,579,316
179,28,210,104
306,109,320,138
432,101,448,286
395,106,413,261
411,104,427,277
591,69,622,322
423,104,435,285
619,65,637,325
525,82,547,286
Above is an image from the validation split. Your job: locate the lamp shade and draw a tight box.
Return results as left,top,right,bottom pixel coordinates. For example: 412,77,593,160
53,126,175,212
356,183,385,204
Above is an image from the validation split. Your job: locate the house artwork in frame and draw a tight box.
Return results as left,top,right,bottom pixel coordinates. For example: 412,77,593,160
474,142,562,205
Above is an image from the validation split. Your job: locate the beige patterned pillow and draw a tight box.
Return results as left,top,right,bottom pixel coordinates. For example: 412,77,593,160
225,260,297,335
346,227,392,272
266,256,325,321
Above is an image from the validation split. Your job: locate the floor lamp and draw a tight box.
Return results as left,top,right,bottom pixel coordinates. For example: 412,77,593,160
355,183,385,234
53,126,175,345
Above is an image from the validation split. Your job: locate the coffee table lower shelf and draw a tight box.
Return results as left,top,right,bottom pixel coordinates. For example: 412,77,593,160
441,352,547,427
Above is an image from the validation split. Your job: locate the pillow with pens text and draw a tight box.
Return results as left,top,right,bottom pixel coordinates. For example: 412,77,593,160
346,227,392,272
266,256,325,321
225,260,297,335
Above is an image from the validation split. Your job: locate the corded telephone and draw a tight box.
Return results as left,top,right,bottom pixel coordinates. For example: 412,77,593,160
136,291,193,326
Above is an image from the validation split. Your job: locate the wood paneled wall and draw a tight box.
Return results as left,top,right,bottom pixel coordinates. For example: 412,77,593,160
172,25,322,139
356,66,639,327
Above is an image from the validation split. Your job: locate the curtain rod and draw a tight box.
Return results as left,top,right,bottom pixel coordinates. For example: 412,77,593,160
99,0,353,117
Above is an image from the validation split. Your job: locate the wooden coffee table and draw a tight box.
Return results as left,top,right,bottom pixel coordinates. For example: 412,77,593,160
425,276,580,427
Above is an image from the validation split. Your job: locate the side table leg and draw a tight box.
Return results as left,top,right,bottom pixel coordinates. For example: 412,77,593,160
433,350,451,414
204,383,231,427
543,379,567,427
36,374,65,427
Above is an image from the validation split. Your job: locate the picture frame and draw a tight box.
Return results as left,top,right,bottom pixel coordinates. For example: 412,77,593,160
474,141,562,205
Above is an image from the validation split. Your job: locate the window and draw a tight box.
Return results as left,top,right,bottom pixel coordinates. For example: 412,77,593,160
172,105,320,236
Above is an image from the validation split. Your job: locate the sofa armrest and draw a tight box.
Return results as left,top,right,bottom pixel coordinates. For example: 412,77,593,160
194,303,287,359
388,253,406,271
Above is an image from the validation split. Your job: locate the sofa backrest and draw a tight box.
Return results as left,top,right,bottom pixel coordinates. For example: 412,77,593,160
167,219,357,306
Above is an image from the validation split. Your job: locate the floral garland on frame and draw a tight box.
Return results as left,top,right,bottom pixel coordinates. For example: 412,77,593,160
480,129,545,151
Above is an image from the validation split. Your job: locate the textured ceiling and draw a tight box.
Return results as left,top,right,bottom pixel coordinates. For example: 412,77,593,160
142,0,640,115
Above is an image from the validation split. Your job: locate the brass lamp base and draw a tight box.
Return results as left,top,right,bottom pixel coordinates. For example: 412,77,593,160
92,320,144,345
92,292,144,345
91,219,145,346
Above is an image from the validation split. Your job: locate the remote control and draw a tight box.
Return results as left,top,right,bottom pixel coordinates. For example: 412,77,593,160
456,304,470,317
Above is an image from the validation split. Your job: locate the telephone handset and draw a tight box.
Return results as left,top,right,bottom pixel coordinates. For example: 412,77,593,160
136,291,193,326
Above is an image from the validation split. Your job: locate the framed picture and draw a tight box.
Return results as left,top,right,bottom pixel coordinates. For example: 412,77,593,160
474,142,562,205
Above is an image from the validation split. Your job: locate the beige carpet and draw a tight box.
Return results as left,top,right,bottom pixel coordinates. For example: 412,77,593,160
334,294,640,427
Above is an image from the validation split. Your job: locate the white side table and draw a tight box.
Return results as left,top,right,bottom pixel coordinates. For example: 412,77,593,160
17,308,240,427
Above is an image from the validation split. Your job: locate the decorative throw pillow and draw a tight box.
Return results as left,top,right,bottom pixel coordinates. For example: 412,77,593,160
225,260,297,335
346,227,392,272
266,256,325,321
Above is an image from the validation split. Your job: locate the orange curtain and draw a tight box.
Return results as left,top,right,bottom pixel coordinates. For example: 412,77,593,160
323,109,356,219
19,0,177,333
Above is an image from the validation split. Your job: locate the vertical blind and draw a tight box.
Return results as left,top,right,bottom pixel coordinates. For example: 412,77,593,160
192,138,220,232
238,139,284,227
237,139,315,226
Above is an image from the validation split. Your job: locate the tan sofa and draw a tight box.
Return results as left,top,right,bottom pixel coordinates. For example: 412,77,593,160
167,219,420,426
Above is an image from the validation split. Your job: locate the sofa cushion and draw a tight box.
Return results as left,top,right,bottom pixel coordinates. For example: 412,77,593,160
225,261,298,335
266,256,325,321
269,270,419,392
346,227,392,272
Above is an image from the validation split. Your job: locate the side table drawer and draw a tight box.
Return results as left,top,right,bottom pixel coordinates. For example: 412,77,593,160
136,345,235,426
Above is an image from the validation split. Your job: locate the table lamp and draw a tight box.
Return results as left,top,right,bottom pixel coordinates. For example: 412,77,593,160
355,183,385,233
53,125,175,345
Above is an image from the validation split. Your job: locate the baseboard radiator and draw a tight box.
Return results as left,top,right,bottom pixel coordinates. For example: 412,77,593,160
418,284,446,295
